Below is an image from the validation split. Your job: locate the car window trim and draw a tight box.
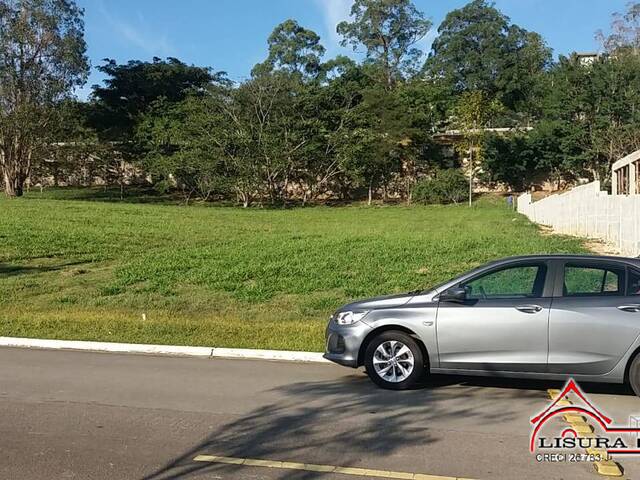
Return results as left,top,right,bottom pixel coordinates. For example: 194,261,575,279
627,267,640,296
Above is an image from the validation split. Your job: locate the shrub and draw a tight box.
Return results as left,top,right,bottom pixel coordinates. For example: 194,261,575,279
412,169,468,205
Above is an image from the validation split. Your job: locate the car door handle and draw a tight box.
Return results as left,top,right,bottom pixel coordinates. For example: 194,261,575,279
618,305,640,313
515,304,543,314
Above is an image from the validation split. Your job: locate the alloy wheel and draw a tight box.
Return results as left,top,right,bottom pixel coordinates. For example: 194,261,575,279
373,340,415,383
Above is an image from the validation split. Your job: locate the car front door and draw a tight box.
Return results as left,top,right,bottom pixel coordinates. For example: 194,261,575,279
436,261,552,372
548,261,640,375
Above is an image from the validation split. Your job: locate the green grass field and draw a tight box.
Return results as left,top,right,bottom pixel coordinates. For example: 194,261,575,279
0,189,588,351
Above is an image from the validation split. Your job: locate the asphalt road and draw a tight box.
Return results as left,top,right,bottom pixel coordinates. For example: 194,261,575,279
2,347,640,480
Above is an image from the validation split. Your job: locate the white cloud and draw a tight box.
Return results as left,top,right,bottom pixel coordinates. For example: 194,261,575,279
315,0,353,52
98,1,175,58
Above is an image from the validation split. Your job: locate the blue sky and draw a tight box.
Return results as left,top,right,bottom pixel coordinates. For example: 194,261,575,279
77,0,629,98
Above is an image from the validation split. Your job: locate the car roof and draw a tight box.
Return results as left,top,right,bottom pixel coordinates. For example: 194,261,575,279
426,254,640,296
487,254,640,267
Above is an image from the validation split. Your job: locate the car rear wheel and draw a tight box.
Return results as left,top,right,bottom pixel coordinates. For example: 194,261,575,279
364,331,425,390
628,354,640,397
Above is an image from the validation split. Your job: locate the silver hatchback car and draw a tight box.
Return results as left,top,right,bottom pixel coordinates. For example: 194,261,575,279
324,255,640,392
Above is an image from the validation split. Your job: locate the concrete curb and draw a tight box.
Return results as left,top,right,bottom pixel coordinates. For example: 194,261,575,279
0,337,330,364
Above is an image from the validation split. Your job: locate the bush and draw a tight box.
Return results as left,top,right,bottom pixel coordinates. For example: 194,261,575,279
412,169,468,205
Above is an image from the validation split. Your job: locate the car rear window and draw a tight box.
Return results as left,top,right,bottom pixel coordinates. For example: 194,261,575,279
564,264,625,296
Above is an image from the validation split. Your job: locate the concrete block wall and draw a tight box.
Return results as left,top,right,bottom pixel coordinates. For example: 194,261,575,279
517,182,640,257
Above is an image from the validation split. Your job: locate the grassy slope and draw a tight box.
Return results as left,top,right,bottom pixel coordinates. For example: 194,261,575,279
0,191,588,351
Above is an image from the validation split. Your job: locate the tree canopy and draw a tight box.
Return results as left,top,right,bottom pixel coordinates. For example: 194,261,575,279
6,0,640,202
253,19,326,79
338,0,431,88
0,0,89,196
90,57,221,142
424,0,551,113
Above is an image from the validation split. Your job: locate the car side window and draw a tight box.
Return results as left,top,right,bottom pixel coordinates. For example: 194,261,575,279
563,264,625,296
628,269,640,296
462,264,546,300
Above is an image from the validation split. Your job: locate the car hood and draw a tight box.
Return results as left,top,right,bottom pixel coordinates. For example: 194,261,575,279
337,292,414,312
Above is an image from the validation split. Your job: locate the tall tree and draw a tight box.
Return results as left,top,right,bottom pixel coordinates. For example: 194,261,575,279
0,0,88,197
396,78,449,200
337,81,407,204
252,19,325,79
597,2,640,54
337,0,431,88
32,99,100,189
139,70,345,207
424,0,551,114
90,57,219,143
542,53,640,184
453,90,504,205
138,94,231,204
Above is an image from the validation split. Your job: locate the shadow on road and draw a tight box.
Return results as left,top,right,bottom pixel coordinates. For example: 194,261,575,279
139,372,581,480
423,374,635,396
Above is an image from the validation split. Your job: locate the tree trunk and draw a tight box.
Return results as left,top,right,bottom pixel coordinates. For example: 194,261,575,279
368,179,373,206
468,148,473,207
1,144,31,197
2,166,25,197
237,188,250,208
403,156,416,205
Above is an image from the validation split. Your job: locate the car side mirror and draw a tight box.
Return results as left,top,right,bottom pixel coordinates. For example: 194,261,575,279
440,286,467,303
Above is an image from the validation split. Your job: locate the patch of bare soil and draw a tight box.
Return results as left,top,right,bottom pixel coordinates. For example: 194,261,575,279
537,225,620,256
583,239,621,256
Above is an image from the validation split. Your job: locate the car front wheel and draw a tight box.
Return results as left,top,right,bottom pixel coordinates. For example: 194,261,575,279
364,331,425,390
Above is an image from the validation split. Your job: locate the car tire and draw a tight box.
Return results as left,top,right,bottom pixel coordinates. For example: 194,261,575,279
628,354,640,397
364,331,425,390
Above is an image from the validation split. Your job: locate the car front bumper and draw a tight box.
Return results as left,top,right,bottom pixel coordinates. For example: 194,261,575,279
323,320,372,368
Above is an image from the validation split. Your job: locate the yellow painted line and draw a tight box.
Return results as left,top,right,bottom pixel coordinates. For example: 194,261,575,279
586,447,609,460
568,422,594,434
280,461,307,470
545,387,623,477
547,388,561,399
414,475,468,480
366,469,414,479
194,455,245,465
563,413,586,423
193,454,473,479
334,466,370,476
303,463,336,473
593,459,623,476
244,458,283,468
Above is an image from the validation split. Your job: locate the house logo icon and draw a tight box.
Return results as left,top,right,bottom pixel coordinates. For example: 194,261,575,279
530,379,640,457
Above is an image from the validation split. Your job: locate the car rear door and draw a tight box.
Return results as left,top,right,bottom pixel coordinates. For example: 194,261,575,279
548,260,640,375
436,260,553,372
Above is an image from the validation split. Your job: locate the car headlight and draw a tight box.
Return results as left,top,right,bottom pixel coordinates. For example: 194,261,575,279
334,310,369,326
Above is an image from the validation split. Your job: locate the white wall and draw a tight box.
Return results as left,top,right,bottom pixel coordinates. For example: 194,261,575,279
517,182,640,256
